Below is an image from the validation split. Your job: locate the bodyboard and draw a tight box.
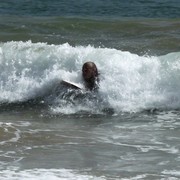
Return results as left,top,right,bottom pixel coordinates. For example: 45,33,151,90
61,80,83,90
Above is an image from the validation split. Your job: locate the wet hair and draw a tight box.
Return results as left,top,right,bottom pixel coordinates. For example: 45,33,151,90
82,61,99,91
82,62,98,77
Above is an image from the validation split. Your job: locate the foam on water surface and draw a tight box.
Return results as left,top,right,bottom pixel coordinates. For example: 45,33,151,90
0,41,180,114
0,168,105,180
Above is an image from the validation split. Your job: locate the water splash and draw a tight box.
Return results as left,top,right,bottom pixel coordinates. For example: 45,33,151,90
0,41,180,114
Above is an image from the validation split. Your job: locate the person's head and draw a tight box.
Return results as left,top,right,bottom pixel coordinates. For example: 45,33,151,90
82,61,99,90
82,62,98,80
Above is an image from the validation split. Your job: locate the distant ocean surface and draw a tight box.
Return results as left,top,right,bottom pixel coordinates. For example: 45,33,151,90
0,1,180,180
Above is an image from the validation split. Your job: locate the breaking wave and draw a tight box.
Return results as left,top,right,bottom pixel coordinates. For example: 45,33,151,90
0,41,180,114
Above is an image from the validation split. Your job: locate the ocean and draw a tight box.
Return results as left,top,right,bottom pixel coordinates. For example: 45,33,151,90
0,0,180,179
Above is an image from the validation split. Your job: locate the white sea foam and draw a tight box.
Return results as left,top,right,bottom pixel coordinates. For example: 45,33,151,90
0,41,180,114
0,168,105,180
162,170,180,177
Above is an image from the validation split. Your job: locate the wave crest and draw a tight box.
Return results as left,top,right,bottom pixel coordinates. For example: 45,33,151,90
0,41,180,114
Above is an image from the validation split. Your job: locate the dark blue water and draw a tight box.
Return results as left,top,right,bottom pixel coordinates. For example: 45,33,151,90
0,0,180,18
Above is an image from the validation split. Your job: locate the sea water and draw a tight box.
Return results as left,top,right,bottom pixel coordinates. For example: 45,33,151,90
0,0,180,179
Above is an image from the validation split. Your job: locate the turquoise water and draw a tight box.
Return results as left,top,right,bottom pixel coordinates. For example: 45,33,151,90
0,1,180,179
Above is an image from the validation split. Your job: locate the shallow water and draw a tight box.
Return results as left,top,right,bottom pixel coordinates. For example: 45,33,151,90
0,110,180,179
